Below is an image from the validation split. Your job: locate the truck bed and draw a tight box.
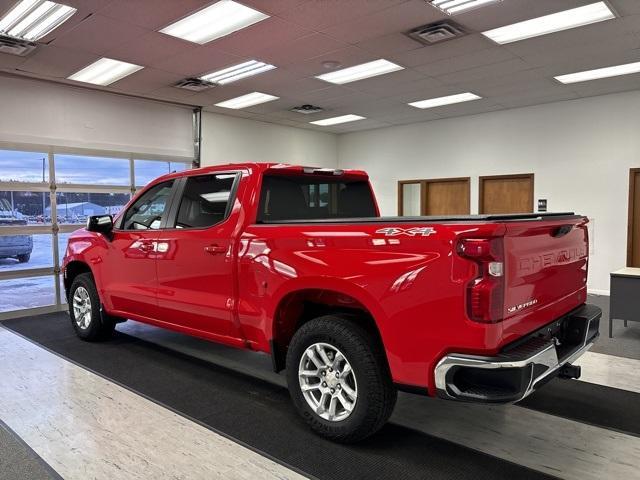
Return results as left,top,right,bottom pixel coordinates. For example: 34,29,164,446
258,212,580,224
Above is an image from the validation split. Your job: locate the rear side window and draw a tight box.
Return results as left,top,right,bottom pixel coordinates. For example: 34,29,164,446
175,174,237,229
258,175,376,222
122,180,174,230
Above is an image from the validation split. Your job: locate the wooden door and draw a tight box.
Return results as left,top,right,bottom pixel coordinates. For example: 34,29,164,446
479,174,534,214
424,178,470,215
628,169,640,267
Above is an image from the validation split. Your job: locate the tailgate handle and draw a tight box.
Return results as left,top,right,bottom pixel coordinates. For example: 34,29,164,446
553,225,573,238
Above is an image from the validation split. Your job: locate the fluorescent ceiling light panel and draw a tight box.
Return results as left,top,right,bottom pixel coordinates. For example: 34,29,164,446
555,61,640,84
159,0,269,45
68,58,144,86
200,60,276,85
409,92,481,109
215,92,278,109
316,59,404,84
430,0,501,15
0,0,76,41
482,2,615,44
310,115,365,126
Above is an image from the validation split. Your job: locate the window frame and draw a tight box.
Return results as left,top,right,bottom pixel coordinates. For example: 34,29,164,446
117,180,178,231
164,171,242,231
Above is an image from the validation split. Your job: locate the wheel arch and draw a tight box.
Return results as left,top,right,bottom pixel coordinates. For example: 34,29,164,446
269,281,389,373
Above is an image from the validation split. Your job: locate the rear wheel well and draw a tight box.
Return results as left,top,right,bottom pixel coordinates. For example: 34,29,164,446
271,289,386,372
64,261,92,299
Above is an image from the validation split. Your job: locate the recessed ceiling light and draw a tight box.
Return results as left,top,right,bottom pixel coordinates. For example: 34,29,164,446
430,0,501,15
316,59,404,84
68,58,144,86
555,61,640,84
409,92,481,109
200,60,276,85
215,92,278,109
0,0,76,41
159,0,269,45
482,2,615,45
310,115,365,126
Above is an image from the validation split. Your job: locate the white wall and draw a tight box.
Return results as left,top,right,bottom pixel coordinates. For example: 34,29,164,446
201,112,338,168
338,91,640,294
0,75,194,159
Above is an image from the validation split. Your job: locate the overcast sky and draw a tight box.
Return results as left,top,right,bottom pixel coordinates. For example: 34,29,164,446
0,150,187,185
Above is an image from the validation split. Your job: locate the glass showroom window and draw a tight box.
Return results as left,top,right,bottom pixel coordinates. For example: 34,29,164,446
55,153,130,186
0,149,49,183
134,159,189,187
55,192,131,225
0,147,193,316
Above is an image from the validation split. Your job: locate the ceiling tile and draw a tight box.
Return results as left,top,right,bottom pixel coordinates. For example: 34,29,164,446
98,0,212,30
495,91,580,109
348,68,429,96
284,46,375,78
414,47,517,77
390,33,496,68
0,52,28,71
204,16,311,58
151,47,242,77
356,32,424,56
239,0,308,15
255,33,349,67
16,45,96,78
146,85,198,103
108,68,184,94
104,32,196,66
321,0,444,44
435,58,535,86
279,0,408,30
51,15,148,56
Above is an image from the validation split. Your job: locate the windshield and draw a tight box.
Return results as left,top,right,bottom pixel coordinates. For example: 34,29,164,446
257,174,377,222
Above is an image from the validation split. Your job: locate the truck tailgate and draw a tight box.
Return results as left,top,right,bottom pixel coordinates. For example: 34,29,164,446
501,216,589,341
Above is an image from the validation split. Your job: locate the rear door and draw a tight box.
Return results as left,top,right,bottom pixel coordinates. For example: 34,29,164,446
154,171,243,343
502,216,589,331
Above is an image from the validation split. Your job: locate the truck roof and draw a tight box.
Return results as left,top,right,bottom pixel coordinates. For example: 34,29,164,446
149,163,369,186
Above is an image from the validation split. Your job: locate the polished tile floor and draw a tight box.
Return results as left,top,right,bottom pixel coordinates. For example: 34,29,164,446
1,318,639,480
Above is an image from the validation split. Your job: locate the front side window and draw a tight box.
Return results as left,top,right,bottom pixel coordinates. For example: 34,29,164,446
258,175,377,222
122,181,174,230
174,174,236,229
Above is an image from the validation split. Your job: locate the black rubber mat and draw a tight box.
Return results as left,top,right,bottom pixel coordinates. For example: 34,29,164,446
3,313,556,480
520,377,640,437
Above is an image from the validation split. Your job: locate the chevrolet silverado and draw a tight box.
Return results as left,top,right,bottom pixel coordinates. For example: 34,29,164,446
62,163,601,442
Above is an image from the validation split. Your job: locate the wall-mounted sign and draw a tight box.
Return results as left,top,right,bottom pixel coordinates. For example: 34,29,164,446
538,199,547,212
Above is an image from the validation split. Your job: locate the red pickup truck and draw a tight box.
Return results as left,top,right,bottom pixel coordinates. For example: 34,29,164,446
63,163,601,442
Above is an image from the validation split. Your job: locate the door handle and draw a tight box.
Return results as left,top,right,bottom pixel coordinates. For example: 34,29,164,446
204,244,225,255
138,241,154,252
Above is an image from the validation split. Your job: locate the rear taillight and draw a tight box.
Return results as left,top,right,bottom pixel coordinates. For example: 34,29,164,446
457,238,505,323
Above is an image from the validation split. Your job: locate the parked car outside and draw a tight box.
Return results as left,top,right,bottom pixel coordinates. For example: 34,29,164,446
0,199,33,263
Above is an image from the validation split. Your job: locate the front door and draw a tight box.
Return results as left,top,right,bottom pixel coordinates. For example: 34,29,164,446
100,180,176,320
155,172,242,343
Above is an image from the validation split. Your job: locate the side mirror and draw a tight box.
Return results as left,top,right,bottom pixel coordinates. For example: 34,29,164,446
86,215,113,234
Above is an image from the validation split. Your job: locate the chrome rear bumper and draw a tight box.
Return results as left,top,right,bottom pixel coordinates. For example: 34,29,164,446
434,304,601,403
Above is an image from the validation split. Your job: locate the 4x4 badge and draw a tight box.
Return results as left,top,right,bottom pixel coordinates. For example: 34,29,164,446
376,227,436,237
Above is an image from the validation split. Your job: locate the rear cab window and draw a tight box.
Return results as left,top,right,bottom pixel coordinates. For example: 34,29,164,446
257,174,377,222
174,173,237,229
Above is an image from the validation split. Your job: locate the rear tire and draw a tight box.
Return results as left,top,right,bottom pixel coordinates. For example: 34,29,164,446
69,273,115,341
17,253,30,263
286,314,397,443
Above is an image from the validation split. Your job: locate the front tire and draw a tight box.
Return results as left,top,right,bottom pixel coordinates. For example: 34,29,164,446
17,253,30,263
286,314,397,443
69,273,115,341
